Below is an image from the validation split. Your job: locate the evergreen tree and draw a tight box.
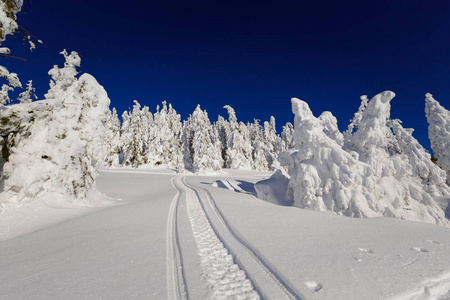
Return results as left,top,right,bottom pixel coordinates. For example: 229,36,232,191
223,105,252,169
45,49,80,100
17,80,37,103
120,110,133,166
281,122,294,151
425,93,450,184
102,107,122,167
186,105,223,173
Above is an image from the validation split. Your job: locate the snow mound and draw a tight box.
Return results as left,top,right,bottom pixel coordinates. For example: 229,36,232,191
259,92,450,227
254,169,293,206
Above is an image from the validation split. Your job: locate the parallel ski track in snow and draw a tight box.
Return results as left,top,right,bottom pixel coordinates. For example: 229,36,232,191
175,175,260,299
166,176,188,300
181,176,302,300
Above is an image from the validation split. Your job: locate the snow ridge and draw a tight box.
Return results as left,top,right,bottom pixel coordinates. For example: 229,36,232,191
174,176,259,299
166,176,188,300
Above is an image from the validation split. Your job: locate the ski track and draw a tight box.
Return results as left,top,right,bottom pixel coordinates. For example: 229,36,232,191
392,272,450,300
181,176,302,300
166,176,188,300
174,175,260,300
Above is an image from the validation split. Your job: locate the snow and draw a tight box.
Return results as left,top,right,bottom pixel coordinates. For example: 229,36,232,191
270,92,450,227
1,169,450,299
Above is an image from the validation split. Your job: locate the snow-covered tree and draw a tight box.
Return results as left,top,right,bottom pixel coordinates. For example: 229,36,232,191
17,80,37,103
214,115,230,167
45,50,80,100
125,100,149,167
0,51,111,208
263,116,281,169
344,95,368,144
281,122,294,151
120,110,132,166
250,119,269,171
389,118,450,196
344,91,397,178
267,92,450,227
223,105,253,169
102,107,122,167
278,97,376,217
0,1,23,106
146,101,184,171
425,93,450,184
185,105,222,173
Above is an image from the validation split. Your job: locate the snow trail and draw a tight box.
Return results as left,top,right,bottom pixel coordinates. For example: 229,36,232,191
174,176,260,299
391,272,450,300
182,177,301,300
166,176,188,300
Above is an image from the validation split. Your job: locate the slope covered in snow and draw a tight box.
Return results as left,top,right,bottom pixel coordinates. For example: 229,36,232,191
1,169,450,299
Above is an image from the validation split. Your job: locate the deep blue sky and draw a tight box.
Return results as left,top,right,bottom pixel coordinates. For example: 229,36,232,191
4,1,450,151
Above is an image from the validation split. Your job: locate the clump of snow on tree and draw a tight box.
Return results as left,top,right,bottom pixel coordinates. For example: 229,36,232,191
0,50,110,211
258,91,450,227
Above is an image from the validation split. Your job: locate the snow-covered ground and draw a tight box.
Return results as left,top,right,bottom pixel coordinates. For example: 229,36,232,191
1,169,450,299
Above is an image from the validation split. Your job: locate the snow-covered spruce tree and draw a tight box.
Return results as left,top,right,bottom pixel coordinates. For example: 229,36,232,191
425,93,450,184
146,101,184,171
45,50,80,100
343,95,368,145
261,92,450,227
344,91,450,226
277,97,377,217
124,100,149,167
281,122,294,151
185,105,222,174
0,50,111,209
389,118,450,196
17,80,37,103
166,102,185,172
214,115,230,167
223,105,253,169
249,119,270,171
120,110,132,166
102,107,122,167
263,116,282,169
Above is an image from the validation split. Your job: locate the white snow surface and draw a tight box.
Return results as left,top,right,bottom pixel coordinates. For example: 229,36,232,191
1,168,450,299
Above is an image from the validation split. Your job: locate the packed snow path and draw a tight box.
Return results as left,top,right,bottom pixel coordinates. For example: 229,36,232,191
177,176,301,300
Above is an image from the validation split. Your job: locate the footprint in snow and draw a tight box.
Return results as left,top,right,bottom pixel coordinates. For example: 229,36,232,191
305,281,323,292
358,248,374,254
426,240,442,245
410,247,429,253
